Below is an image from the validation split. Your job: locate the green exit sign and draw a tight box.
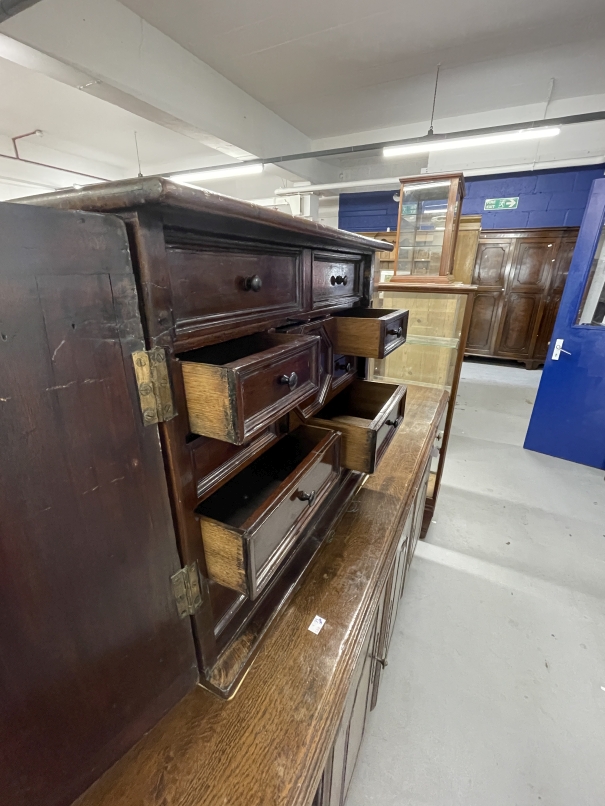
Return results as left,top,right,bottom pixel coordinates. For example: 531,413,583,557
400,203,418,215
484,197,519,210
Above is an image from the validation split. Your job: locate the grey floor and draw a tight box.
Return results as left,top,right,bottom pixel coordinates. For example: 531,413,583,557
347,360,605,806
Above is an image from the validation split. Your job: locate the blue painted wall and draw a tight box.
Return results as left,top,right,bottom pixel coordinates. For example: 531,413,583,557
338,164,605,232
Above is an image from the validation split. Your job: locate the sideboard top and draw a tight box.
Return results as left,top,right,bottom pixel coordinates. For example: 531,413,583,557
14,176,393,254
69,384,447,806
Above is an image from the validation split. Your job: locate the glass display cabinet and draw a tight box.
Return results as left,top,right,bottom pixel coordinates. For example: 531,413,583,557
370,281,479,534
393,173,465,283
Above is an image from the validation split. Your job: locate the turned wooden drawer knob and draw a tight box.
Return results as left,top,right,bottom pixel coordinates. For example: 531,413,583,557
330,274,348,286
336,360,353,372
387,326,403,337
386,417,401,427
279,371,298,390
297,490,316,506
244,274,263,292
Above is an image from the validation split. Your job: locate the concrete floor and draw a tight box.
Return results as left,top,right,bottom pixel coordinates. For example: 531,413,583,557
347,360,605,806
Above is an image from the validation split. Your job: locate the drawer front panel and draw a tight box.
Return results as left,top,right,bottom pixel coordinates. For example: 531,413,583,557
332,354,357,392
240,344,317,425
312,253,362,308
166,247,302,336
252,436,340,579
330,308,408,359
375,394,405,462
382,310,409,356
309,380,406,474
182,334,319,444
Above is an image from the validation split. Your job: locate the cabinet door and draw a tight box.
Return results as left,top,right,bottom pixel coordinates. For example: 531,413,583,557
473,239,512,287
533,234,577,361
0,203,198,806
369,510,413,710
495,292,542,357
466,291,502,353
551,234,577,295
468,238,511,355
533,294,562,361
508,239,555,292
321,596,383,806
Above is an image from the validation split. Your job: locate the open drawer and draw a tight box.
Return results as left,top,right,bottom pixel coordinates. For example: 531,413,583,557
197,425,340,599
327,308,409,359
308,380,406,473
181,333,320,444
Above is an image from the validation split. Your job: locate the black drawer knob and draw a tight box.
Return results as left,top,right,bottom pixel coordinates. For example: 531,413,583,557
330,274,348,286
336,360,353,373
244,274,263,292
279,371,298,390
297,490,316,506
386,417,402,427
376,655,388,669
387,326,403,338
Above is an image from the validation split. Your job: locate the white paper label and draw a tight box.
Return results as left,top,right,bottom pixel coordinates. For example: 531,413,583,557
308,615,326,634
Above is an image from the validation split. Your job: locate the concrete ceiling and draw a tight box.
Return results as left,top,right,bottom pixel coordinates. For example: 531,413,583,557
121,0,605,137
0,55,219,175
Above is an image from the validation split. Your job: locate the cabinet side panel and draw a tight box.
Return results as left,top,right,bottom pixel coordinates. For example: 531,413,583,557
0,203,197,806
200,519,248,594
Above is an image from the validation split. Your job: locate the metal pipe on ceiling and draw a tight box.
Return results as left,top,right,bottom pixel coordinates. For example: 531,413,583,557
165,110,605,180
0,0,43,22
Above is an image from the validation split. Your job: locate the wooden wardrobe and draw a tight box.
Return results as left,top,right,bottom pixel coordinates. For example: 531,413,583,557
466,227,578,368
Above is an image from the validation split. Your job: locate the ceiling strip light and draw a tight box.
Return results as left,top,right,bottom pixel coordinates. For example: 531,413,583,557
383,127,560,158
171,163,263,184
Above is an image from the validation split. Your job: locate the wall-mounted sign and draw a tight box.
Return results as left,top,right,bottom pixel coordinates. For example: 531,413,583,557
484,197,519,210
400,203,418,215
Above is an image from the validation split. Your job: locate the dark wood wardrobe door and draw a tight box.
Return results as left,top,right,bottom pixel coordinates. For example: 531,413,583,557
551,235,577,294
0,203,197,806
508,239,555,292
468,238,511,354
496,292,542,357
534,234,577,360
466,292,502,353
473,239,512,286
534,295,561,360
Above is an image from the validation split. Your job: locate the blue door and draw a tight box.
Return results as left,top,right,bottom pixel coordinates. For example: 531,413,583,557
525,177,605,469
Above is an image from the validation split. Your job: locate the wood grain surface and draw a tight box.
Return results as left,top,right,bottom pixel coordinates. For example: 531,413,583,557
0,203,198,806
73,384,447,806
14,177,391,254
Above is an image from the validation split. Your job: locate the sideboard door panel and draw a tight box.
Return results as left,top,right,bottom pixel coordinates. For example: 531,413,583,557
0,203,198,806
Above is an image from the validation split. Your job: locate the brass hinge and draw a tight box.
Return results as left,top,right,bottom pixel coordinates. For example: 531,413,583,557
171,563,203,619
132,347,176,425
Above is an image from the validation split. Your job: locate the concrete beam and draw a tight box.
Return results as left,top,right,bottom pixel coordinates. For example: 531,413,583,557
1,0,336,184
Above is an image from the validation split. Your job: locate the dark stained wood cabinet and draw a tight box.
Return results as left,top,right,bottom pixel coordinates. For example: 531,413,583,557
0,203,199,806
3,180,448,806
466,228,578,368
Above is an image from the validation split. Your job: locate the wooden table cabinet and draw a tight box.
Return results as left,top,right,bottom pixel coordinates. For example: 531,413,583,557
466,227,578,368
4,181,449,806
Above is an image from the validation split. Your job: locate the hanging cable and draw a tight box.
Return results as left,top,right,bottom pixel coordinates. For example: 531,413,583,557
428,64,441,136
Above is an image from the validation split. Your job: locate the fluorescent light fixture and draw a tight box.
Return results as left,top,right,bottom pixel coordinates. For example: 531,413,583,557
383,127,561,158
171,163,263,184
404,181,451,191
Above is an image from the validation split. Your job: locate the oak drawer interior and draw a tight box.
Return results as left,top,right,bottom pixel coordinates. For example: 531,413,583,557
180,333,319,445
308,380,406,474
328,307,409,359
197,424,340,599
